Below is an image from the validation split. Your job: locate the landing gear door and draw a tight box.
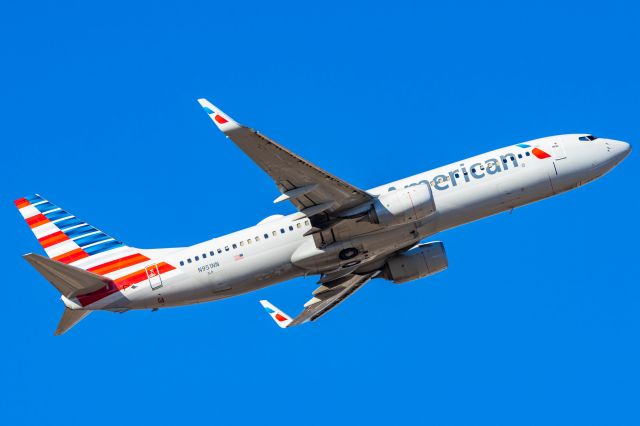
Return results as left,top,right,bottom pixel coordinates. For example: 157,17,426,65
145,264,163,290
550,140,567,160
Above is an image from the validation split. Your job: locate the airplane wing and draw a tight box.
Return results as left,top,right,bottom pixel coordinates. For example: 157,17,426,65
259,271,379,328
197,99,373,222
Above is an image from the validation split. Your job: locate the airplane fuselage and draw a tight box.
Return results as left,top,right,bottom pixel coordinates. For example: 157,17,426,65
61,134,630,312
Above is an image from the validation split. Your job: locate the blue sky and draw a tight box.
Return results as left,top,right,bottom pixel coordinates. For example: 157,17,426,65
1,1,638,424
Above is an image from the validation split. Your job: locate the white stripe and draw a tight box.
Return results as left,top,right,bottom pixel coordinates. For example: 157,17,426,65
51,215,75,225
70,230,101,241
32,222,60,239
80,237,115,250
18,205,41,220
45,240,80,258
69,246,135,269
41,207,61,215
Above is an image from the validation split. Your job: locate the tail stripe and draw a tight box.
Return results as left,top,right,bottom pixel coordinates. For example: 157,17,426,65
39,231,70,248
84,240,124,255
64,224,95,238
87,253,150,276
53,248,89,263
15,198,30,209
34,202,58,213
26,214,50,228
74,233,111,247
55,217,84,230
43,209,71,222
24,195,44,204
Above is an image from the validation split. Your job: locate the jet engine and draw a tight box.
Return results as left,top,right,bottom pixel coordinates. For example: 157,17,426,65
382,242,448,283
367,184,436,227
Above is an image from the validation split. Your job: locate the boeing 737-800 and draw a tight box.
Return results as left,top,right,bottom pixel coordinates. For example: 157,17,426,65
16,99,631,334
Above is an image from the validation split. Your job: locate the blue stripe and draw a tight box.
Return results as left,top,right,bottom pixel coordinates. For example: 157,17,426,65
44,209,70,221
516,143,530,148
25,195,43,203
55,217,83,230
74,232,111,247
65,225,96,238
84,240,123,255
35,202,57,213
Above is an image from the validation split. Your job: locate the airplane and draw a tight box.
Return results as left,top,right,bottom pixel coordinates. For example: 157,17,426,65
15,99,632,335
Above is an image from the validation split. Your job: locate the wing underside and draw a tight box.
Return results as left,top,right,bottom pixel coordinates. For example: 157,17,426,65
260,271,379,328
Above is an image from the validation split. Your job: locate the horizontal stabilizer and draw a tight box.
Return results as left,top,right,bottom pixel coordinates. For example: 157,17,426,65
56,307,92,336
24,253,112,298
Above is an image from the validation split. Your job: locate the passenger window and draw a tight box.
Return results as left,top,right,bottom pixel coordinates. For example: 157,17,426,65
195,256,199,261
471,168,476,173
247,239,252,244
217,248,222,254
502,158,507,163
526,152,531,156
296,223,301,228
240,241,244,246
255,236,260,241
187,258,192,264
454,173,460,178
264,233,269,239
304,220,309,226
289,226,294,231
224,246,229,251
180,261,184,266
518,154,522,159
272,230,277,236
232,244,237,249
210,251,214,256
280,228,285,234
202,253,207,259
510,156,515,161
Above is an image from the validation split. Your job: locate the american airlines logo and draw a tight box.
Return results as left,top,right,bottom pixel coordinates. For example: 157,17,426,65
389,144,552,192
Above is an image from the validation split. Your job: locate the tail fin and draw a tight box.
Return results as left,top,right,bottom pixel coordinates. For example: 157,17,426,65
15,194,179,311
56,308,92,336
14,194,129,264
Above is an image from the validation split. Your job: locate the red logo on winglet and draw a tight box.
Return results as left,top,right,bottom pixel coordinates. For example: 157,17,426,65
214,115,228,124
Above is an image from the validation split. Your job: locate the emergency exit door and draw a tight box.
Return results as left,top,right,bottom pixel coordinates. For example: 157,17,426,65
145,264,163,290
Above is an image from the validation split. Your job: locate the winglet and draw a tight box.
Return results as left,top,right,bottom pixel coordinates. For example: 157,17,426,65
197,98,241,133
259,300,292,328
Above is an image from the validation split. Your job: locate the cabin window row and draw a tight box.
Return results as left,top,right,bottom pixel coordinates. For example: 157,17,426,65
178,220,310,266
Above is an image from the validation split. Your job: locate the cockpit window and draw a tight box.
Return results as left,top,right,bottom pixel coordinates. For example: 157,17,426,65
579,135,598,141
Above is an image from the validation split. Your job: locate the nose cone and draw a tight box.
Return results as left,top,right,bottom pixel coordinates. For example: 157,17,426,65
610,140,632,164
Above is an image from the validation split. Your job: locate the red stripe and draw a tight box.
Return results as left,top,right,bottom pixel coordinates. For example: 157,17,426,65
26,214,49,228
14,198,30,209
78,262,176,307
88,253,150,276
39,231,69,248
53,248,89,264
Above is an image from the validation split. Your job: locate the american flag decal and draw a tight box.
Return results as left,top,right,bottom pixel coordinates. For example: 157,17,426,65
234,253,244,261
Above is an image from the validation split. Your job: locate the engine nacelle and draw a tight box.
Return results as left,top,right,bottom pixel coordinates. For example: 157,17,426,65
368,184,436,227
383,242,448,284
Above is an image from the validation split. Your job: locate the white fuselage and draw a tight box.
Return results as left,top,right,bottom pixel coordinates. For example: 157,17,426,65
67,134,630,312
